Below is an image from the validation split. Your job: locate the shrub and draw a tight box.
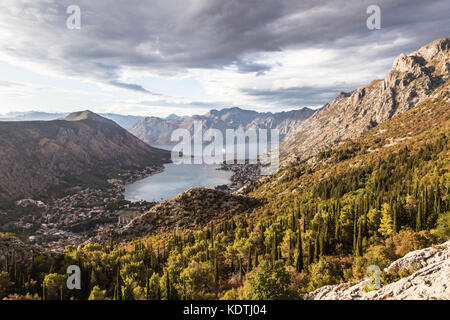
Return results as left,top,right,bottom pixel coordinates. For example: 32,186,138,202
432,212,450,242
308,258,340,290
242,260,294,300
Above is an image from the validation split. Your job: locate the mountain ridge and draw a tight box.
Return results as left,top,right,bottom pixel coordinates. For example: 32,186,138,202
130,106,316,145
0,111,145,130
0,112,170,202
281,37,450,162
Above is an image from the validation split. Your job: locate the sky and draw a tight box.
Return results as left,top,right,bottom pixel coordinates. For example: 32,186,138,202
0,0,448,118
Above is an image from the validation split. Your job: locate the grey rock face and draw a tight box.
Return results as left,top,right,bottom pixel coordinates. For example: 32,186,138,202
282,37,450,162
304,241,450,300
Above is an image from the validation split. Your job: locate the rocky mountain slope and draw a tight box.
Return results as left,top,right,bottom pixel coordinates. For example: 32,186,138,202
0,233,43,266
305,241,450,300
282,37,450,162
116,187,260,239
0,111,170,202
130,107,315,145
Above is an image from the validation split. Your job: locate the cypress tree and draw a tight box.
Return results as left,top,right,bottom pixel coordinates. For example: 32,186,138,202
393,202,398,234
239,258,243,280
416,205,422,231
214,257,219,289
295,226,304,272
247,247,252,273
313,234,319,262
356,220,363,256
115,267,122,300
165,271,171,300
183,279,187,300
352,213,357,252
319,231,325,257
146,272,150,300
307,239,313,266
334,211,340,241
271,236,277,264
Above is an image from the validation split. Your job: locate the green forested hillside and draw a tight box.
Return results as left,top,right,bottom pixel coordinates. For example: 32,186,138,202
1,84,449,300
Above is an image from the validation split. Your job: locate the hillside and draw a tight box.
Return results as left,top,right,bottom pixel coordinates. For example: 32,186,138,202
130,107,315,145
116,187,261,240
282,37,450,162
0,111,170,202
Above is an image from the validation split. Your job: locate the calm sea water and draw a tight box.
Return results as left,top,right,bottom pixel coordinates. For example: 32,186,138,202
124,143,274,202
123,162,233,202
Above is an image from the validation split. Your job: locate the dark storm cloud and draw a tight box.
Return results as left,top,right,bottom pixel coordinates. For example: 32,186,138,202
0,0,448,99
109,80,159,94
241,85,355,108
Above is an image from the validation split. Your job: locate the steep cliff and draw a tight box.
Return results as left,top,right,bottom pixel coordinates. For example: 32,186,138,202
282,37,450,162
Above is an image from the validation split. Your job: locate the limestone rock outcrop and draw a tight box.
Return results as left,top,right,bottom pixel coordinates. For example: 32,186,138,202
282,37,450,162
305,240,450,300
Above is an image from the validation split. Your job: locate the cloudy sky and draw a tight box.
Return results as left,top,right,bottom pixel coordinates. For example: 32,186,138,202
0,0,448,117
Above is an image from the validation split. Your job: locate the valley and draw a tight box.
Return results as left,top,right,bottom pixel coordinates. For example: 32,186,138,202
0,37,449,301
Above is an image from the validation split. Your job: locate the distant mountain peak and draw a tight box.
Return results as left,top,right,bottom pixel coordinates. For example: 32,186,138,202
62,110,114,124
164,113,182,120
131,106,315,145
204,107,260,122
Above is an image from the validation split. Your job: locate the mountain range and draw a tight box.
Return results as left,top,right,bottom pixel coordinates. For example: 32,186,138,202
130,107,316,145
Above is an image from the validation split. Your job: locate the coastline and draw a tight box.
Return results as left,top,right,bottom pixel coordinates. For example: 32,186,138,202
216,161,262,192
